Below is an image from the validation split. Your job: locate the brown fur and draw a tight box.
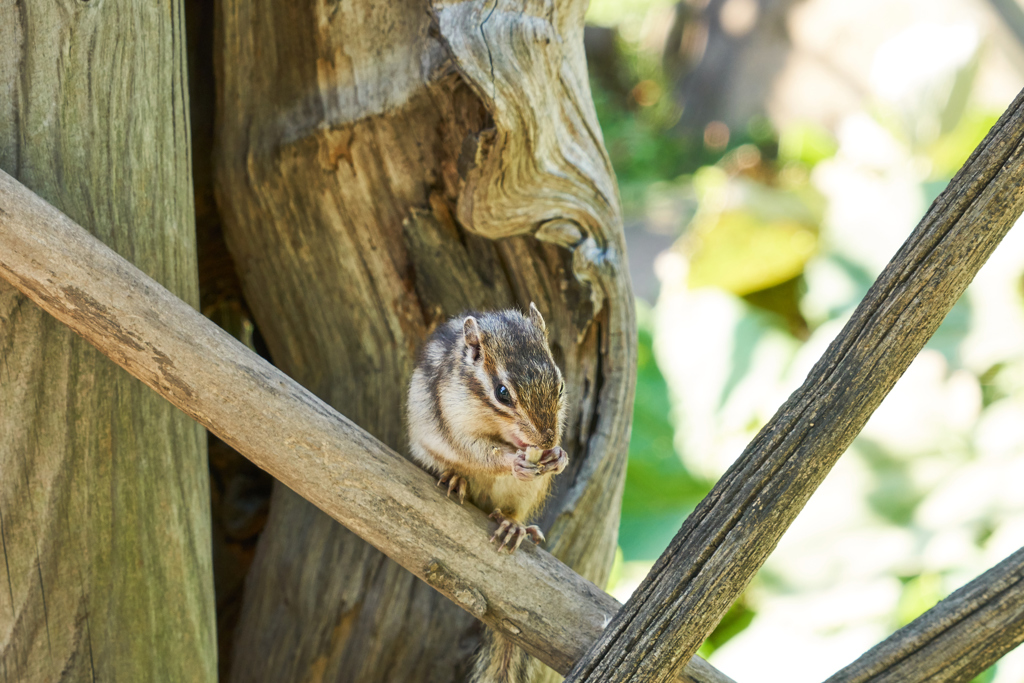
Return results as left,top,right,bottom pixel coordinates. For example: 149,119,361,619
406,304,567,683
470,629,534,683
406,304,566,523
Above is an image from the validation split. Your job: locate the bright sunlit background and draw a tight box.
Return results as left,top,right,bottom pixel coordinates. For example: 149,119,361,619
589,0,1024,681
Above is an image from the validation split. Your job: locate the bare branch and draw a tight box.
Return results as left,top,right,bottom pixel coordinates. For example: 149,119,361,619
826,546,1024,683
565,88,1024,683
0,168,733,683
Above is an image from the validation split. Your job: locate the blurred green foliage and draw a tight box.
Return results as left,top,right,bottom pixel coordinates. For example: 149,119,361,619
589,46,783,214
620,304,713,560
928,110,1002,179
589,5,1019,680
685,168,823,297
778,123,840,167
697,598,757,659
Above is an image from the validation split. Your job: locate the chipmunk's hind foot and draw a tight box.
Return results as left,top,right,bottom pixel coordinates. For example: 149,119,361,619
489,508,544,553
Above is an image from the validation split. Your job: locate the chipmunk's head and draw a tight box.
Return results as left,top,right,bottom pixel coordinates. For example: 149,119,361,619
461,303,566,452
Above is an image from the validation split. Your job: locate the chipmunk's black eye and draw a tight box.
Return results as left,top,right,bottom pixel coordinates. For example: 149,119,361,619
495,384,513,406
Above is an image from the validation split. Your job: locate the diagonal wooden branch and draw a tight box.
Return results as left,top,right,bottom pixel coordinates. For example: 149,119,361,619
564,88,1024,683
825,546,1024,683
0,168,732,683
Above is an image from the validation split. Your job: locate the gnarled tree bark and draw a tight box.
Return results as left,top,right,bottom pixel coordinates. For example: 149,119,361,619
213,0,633,680
0,1,215,681
0,169,729,683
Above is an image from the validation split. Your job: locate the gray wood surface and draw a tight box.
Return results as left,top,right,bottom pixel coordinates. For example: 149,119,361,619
564,88,1024,683
0,170,734,683
213,0,636,680
826,546,1024,683
0,2,215,680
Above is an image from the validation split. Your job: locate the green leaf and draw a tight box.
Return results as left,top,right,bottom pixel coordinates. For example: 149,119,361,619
688,211,817,296
778,123,838,167
928,110,1001,179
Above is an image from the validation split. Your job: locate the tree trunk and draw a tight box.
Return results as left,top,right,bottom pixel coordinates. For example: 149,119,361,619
0,164,727,683
214,0,634,681
664,0,802,136
0,2,216,681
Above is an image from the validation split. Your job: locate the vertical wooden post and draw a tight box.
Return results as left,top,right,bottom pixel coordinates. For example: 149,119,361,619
0,2,216,680
214,0,635,680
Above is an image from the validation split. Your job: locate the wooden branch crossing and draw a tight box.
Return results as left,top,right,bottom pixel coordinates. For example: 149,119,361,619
826,546,1024,683
4,87,1024,683
0,168,727,683
564,87,1024,682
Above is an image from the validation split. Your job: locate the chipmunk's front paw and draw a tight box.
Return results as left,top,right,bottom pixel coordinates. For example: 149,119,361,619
511,447,567,480
489,508,544,553
437,471,468,504
537,446,568,475
512,451,541,481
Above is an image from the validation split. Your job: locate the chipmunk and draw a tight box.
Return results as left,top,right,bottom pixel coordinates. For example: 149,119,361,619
407,302,568,550
406,303,568,683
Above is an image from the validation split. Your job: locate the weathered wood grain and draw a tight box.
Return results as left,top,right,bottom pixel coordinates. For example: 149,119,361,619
826,546,1024,683
0,2,215,681
564,88,1024,683
0,169,730,683
213,0,634,680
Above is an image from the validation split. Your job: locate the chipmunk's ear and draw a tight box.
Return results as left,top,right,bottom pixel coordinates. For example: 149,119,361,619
528,302,546,334
463,316,483,362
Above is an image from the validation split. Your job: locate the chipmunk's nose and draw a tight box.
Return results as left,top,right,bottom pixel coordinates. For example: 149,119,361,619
540,428,556,449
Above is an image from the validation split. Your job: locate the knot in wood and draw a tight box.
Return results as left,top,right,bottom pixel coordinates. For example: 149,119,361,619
424,559,489,618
